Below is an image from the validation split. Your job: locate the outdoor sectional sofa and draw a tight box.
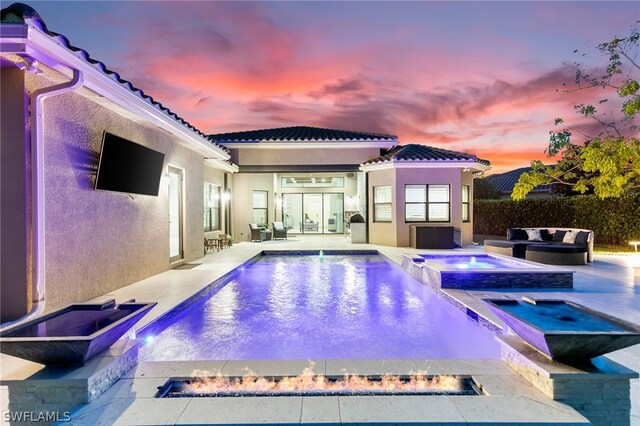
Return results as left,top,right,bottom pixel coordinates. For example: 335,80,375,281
484,228,594,265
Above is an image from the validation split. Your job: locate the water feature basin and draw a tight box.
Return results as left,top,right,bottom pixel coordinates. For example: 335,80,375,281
0,299,156,365
484,297,640,362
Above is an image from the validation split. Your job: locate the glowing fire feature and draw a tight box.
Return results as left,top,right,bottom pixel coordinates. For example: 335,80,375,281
156,363,479,398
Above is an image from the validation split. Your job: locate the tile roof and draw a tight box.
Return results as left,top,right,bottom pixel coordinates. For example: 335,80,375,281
362,144,490,166
486,167,554,193
209,126,398,143
0,3,229,154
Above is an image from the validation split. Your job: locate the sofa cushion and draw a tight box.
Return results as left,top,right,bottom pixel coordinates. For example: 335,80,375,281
540,229,553,241
525,229,543,241
508,228,528,241
575,231,591,246
527,243,588,254
552,230,567,242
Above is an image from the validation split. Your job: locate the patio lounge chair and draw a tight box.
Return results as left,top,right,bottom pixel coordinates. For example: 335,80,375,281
249,223,267,242
272,222,287,240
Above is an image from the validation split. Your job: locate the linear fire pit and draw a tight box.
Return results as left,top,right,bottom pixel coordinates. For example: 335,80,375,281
156,376,480,398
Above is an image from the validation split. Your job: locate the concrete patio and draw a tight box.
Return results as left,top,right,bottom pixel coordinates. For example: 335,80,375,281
1,235,638,425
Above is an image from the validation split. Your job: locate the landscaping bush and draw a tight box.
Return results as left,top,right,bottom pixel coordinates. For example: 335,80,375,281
473,193,640,244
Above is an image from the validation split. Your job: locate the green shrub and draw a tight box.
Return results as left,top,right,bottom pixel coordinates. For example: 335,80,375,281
473,193,640,244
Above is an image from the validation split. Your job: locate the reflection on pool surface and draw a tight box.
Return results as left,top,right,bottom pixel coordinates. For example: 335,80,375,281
140,255,500,361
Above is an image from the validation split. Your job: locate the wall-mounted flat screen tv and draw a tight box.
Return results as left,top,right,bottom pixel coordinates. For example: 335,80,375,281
95,132,165,196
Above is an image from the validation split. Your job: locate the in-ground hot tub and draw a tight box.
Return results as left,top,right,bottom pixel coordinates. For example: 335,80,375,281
0,299,156,365
402,253,573,289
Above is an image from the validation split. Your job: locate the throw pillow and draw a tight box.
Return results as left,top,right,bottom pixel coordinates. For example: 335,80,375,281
540,229,553,241
575,231,591,246
552,230,567,242
525,229,543,241
563,230,578,244
507,228,528,241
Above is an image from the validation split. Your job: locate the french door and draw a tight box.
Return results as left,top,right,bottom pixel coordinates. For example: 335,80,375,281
282,193,344,234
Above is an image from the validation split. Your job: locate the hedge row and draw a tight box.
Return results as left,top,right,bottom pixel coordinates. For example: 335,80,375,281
473,193,640,244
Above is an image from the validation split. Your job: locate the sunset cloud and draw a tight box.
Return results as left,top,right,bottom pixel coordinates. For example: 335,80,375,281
28,1,638,173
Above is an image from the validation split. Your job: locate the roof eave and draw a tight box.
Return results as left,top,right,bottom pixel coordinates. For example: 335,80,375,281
1,23,230,162
219,140,397,149
360,160,491,172
205,158,239,173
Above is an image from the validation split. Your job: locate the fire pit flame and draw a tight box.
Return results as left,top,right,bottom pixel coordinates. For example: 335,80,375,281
164,361,473,397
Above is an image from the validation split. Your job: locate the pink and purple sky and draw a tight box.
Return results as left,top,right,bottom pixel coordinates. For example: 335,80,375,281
29,1,638,173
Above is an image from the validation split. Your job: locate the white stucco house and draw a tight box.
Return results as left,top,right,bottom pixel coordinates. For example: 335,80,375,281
0,3,489,322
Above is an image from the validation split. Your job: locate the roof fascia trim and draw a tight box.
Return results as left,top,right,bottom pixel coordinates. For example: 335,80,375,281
219,141,397,149
360,161,491,172
11,24,230,161
205,158,239,173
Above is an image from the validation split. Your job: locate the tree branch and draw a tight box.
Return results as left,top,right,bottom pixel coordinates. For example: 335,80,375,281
617,49,640,71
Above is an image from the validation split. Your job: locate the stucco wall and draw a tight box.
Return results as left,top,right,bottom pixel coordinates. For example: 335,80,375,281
22,71,207,312
367,167,472,247
231,147,382,165
367,169,397,246
231,173,274,241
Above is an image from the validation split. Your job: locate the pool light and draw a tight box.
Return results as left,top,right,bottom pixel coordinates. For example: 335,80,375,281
144,335,155,344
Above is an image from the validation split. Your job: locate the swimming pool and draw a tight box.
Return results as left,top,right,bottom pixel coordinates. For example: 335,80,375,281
140,254,500,361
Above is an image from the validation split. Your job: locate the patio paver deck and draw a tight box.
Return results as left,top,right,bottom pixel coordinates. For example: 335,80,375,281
1,235,638,424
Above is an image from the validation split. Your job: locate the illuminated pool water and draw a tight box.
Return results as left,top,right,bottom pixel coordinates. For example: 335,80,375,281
140,255,500,361
405,253,573,289
419,254,539,270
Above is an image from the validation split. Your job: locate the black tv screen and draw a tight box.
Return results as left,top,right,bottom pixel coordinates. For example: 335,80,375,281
95,132,165,196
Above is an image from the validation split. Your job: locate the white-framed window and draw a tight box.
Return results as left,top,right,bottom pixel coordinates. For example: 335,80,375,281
204,183,221,232
405,185,426,222
252,190,268,226
462,184,470,223
404,184,450,222
374,185,392,222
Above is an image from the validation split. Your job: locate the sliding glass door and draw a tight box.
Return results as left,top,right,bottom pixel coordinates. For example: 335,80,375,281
282,193,344,234
323,193,344,234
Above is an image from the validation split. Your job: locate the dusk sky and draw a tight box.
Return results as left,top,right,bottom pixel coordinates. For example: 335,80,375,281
27,1,638,173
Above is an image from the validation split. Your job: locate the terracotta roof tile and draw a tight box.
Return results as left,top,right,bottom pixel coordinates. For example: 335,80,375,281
362,144,490,166
209,126,397,143
486,167,554,193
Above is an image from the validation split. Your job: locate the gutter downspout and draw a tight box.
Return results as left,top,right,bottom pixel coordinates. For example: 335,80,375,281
1,68,84,328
